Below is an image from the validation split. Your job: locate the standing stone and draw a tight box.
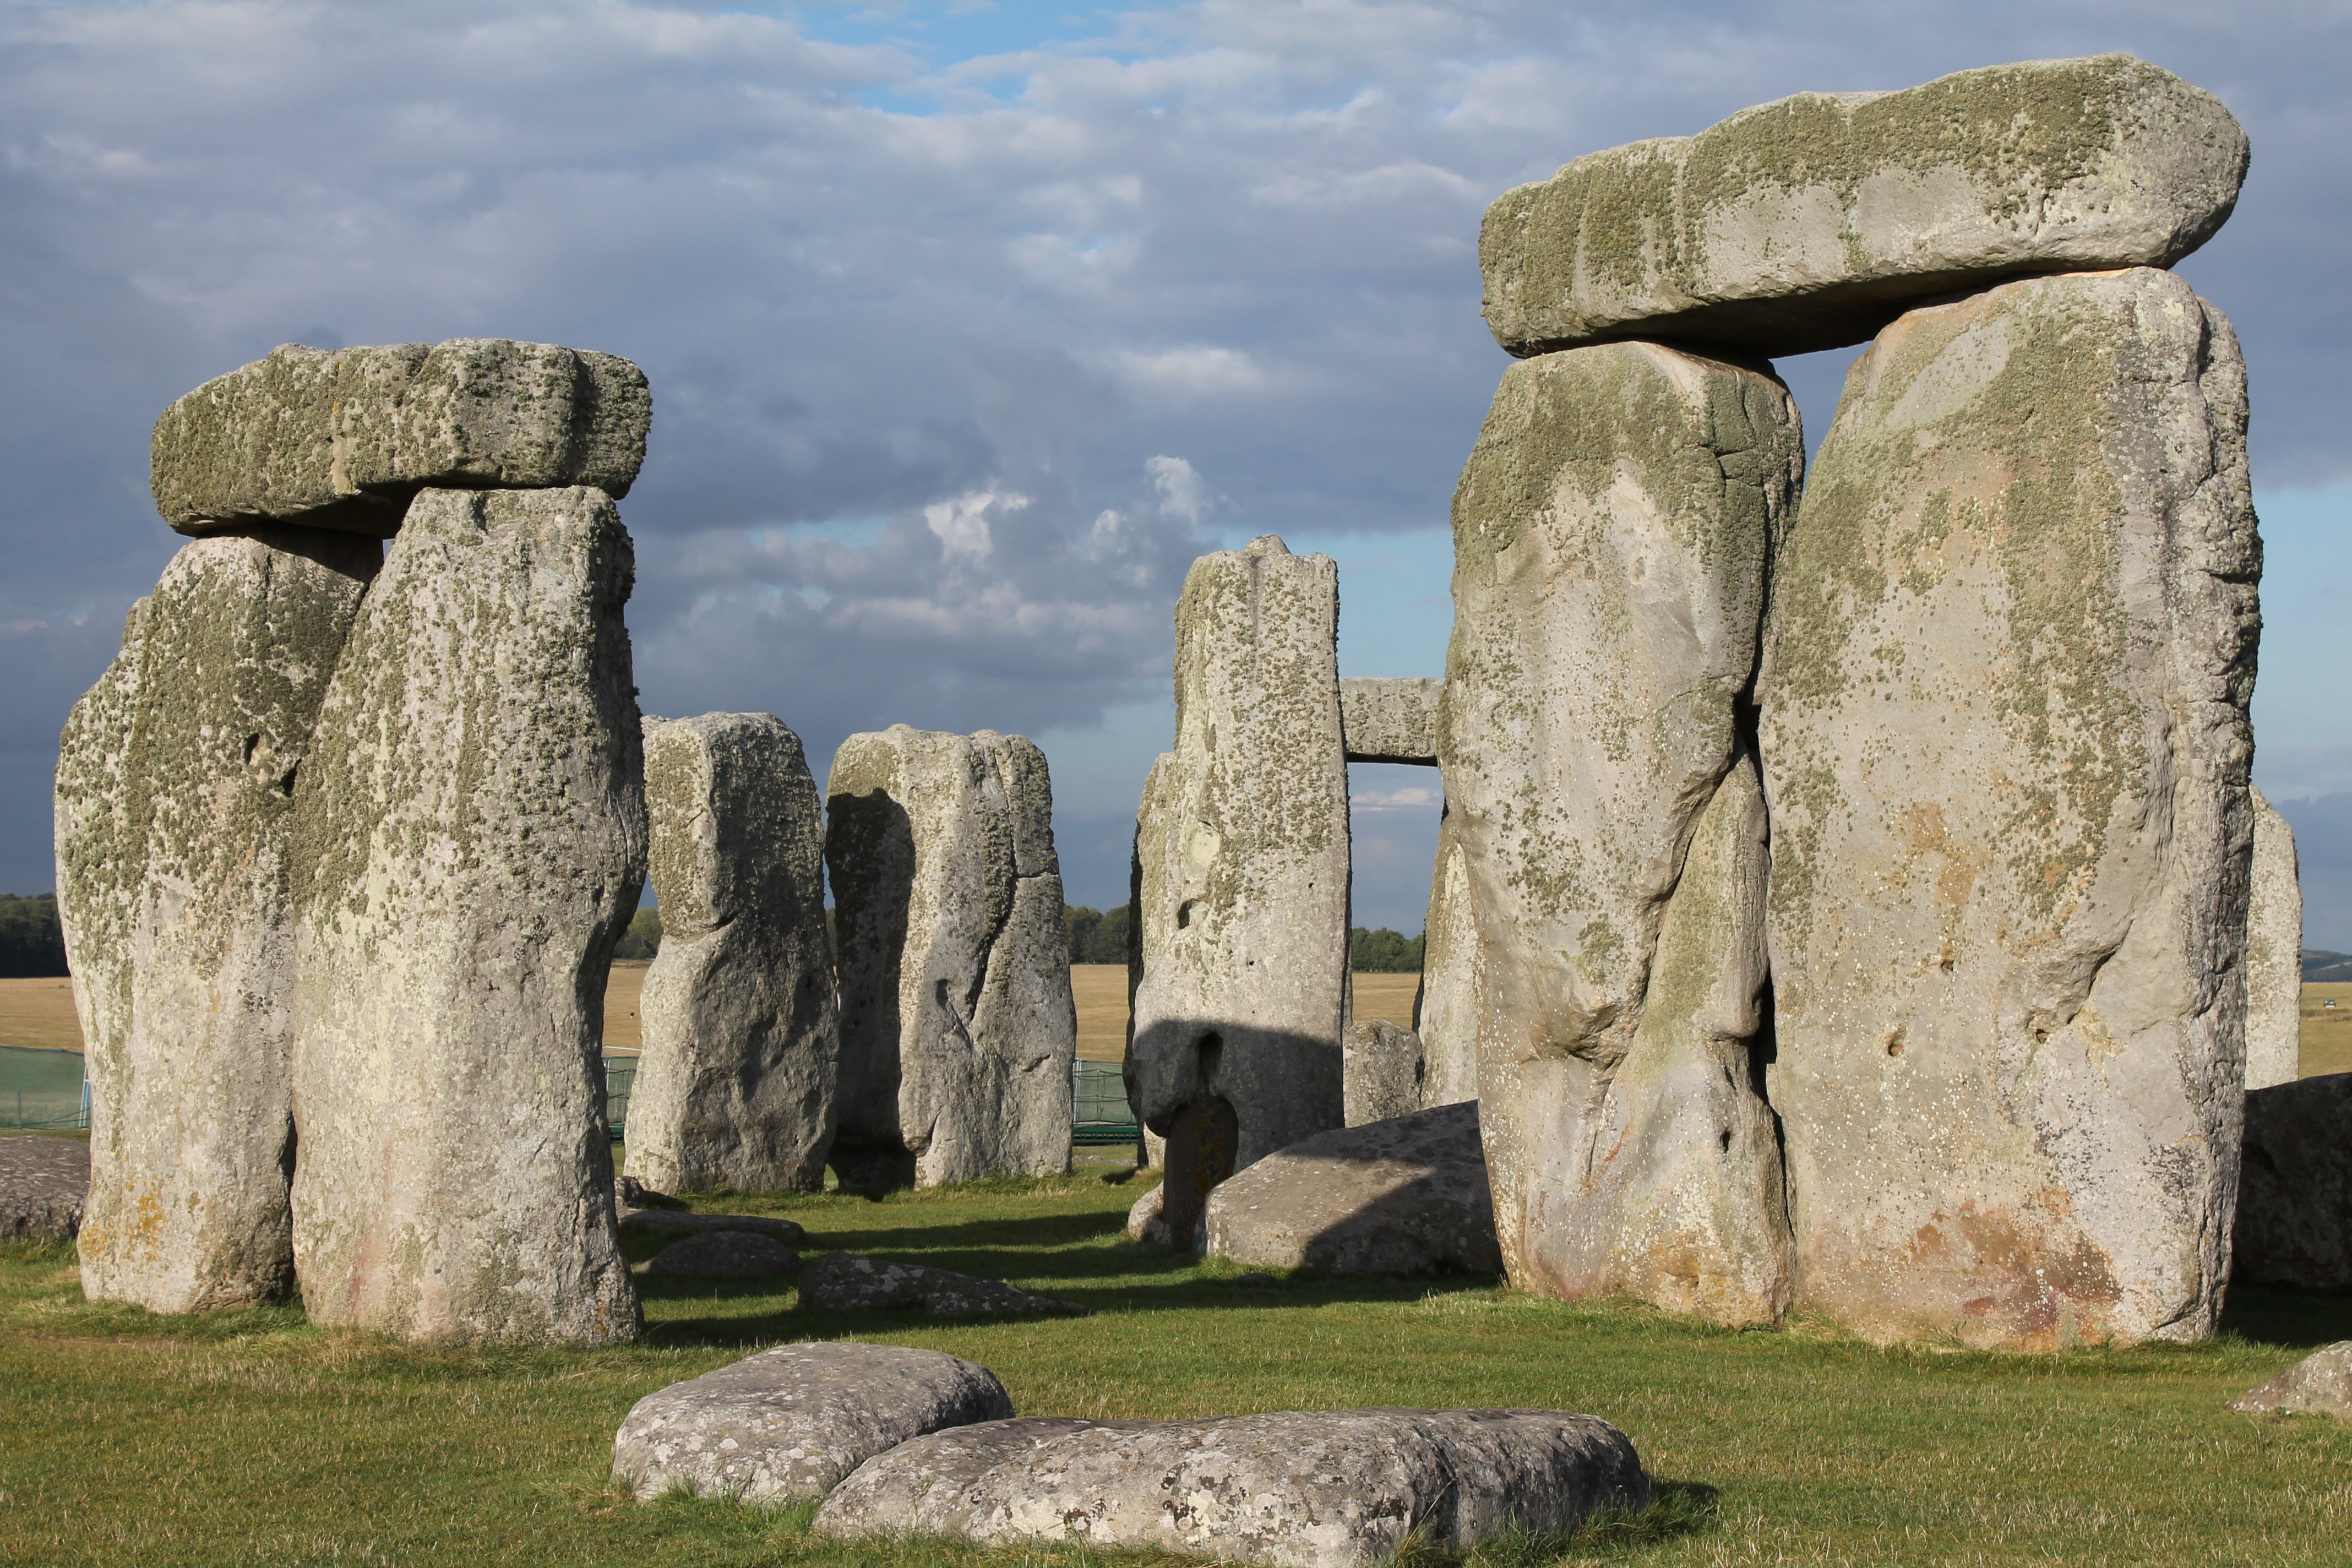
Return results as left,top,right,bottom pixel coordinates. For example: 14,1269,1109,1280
287,486,644,1346
1127,538,1349,1216
1481,56,2247,359
57,526,377,1313
2233,1074,2352,1294
1411,803,1481,1110
1758,268,2261,1348
1442,341,1800,1326
826,727,1076,1189
2245,787,2302,1090
1342,1020,1425,1128
625,713,840,1195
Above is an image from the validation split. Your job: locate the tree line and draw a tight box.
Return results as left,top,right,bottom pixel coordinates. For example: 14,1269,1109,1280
1063,904,1424,972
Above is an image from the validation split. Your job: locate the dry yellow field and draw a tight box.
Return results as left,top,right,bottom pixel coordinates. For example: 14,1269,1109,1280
2298,981,2352,1077
603,959,649,1055
1068,963,1418,1062
0,978,80,1053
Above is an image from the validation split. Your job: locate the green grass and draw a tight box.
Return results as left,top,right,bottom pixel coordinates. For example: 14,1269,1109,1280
3,1168,2349,1567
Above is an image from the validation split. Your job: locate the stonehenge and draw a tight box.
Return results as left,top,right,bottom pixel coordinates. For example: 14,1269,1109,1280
2245,788,2304,1091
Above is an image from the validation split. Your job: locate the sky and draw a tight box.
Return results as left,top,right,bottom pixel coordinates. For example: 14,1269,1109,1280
2,0,2349,940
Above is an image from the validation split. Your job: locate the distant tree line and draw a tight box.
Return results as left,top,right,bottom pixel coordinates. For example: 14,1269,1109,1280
1350,927,1425,972
0,894,68,978
613,908,662,961
1064,904,1130,965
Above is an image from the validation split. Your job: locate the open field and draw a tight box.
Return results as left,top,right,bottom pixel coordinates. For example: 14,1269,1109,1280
0,978,79,1053
2,1158,2348,1567
2297,982,2352,1077
1071,965,1420,1063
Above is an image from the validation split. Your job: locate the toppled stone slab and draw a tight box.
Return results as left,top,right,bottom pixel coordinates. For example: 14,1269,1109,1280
2245,788,2303,1091
58,526,378,1313
288,487,645,1347
799,1252,1093,1317
1203,1102,1500,1277
617,1208,807,1246
2234,1074,2352,1294
814,1407,1652,1567
1125,1182,1175,1247
627,712,840,1195
0,1136,89,1242
643,1231,802,1278
827,726,1075,1190
1482,55,2247,358
613,1341,1014,1505
1758,269,2260,1348
1338,677,1440,765
2232,1343,2352,1421
1342,1019,1426,1128
152,340,651,535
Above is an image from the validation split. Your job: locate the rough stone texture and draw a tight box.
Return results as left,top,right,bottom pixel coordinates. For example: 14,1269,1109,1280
815,1407,1652,1567
617,1209,806,1246
2245,787,2303,1091
1343,1020,1427,1127
0,1136,90,1242
287,486,645,1347
642,1231,802,1278
1125,1181,1173,1245
2232,1343,2352,1420
627,712,840,1195
56,526,378,1313
1482,55,2247,359
1128,537,1349,1213
1202,1102,1502,1277
1409,804,1482,1112
1339,677,1441,765
153,340,651,535
613,1342,1014,1505
799,1251,1093,1316
1442,342,1800,1327
1757,268,2260,1348
826,726,1076,1190
2234,1074,2352,1293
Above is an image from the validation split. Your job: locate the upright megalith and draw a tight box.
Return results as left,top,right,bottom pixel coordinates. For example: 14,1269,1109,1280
1411,805,1482,1112
1481,56,2247,358
1757,267,2260,1347
287,486,645,1346
1441,340,1801,1325
826,726,1076,1190
626,713,840,1196
2245,788,2303,1091
1127,538,1349,1211
58,527,378,1313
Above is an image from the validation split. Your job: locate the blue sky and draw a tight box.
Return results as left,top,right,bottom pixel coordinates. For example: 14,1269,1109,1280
2,0,2347,939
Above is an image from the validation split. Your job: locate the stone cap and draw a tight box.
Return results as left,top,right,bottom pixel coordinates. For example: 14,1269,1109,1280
1340,677,1440,764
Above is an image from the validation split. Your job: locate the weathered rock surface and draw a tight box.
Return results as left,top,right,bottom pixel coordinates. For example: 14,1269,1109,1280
1128,538,1349,1228
2234,1074,2352,1293
613,1341,1014,1505
153,340,651,535
627,712,840,1195
1338,677,1441,764
814,1407,1652,1567
0,1135,90,1242
2232,1343,2352,1421
1442,341,1799,1326
287,486,645,1346
1482,56,2247,358
1409,804,1481,1112
1203,1102,1501,1277
617,1208,807,1246
826,726,1076,1189
799,1251,1093,1316
642,1231,802,1278
1125,1181,1174,1246
1758,268,2260,1348
1342,1019,1426,1127
57,526,378,1313
2245,787,2302,1091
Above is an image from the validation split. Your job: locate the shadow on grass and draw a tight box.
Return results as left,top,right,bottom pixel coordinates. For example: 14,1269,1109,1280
2218,1285,2352,1349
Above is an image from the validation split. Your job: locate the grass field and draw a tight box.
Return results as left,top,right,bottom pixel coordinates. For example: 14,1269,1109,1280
2,1161,2348,1567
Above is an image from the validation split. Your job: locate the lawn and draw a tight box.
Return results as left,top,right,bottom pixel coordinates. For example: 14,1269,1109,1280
2,1158,2348,1568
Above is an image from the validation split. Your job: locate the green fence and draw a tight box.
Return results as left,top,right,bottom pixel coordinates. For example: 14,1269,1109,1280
604,1055,636,1142
1072,1059,1140,1148
0,1046,87,1130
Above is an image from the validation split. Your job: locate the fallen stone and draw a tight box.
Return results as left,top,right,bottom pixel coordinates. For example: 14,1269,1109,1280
2245,788,2303,1091
287,487,645,1347
827,727,1076,1189
1444,341,1799,1326
643,1231,802,1278
1342,1019,1426,1128
2234,1074,2352,1294
1758,268,2260,1348
612,1341,1014,1505
616,1174,685,1211
1125,1182,1174,1246
1129,537,1349,1234
1203,1102,1501,1277
618,1208,807,1247
1409,804,1480,1112
0,1136,89,1242
814,1407,1652,1567
152,340,651,535
57,525,378,1313
1338,677,1440,764
627,712,840,1195
2232,1343,2352,1421
1482,55,2247,358
798,1251,1093,1317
